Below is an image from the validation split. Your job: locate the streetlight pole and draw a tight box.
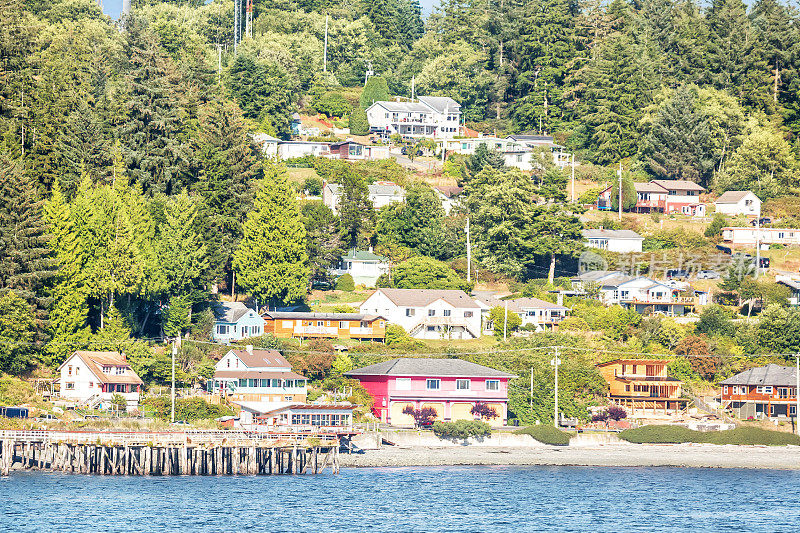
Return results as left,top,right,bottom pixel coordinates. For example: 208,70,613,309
755,203,761,279
171,341,176,423
570,153,575,203
795,353,799,436
617,162,623,222
551,347,561,428
466,218,471,283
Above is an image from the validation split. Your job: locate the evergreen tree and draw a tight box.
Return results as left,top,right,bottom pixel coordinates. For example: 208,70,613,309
232,161,309,305
0,291,38,374
302,202,344,287
332,163,375,248
228,52,297,137
348,105,370,135
359,76,391,109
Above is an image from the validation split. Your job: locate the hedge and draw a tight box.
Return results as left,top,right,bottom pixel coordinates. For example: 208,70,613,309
618,425,800,446
514,425,571,446
433,420,492,439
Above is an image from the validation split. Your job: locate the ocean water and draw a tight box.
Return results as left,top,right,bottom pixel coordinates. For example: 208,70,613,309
2,466,798,532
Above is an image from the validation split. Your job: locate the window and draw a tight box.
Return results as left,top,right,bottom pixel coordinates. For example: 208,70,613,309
88,382,93,388
427,326,436,331
284,396,293,401
486,380,500,391
764,386,773,394
68,365,72,376
65,382,74,390
464,311,473,318
426,379,441,390
317,321,324,327
272,379,281,388
443,309,451,317
116,366,125,375
406,308,415,317
239,379,247,387
216,324,229,335
456,379,470,390
339,321,347,329
75,367,79,376
723,386,728,394
428,309,436,317
625,385,630,392
102,366,111,374
395,378,411,390
227,359,230,368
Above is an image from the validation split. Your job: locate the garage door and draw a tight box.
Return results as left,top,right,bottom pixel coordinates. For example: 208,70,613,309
450,403,474,422
390,402,415,427
421,402,445,421
485,403,505,427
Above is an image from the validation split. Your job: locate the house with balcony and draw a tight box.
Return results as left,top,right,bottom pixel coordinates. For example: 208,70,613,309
207,346,307,403
365,96,462,139
57,351,144,411
359,288,482,339
473,293,569,333
236,402,355,430
597,359,686,415
721,226,800,248
597,180,705,215
211,301,265,344
344,358,516,426
599,276,697,316
720,364,798,420
583,229,644,253
714,190,761,217
262,311,386,341
323,181,405,215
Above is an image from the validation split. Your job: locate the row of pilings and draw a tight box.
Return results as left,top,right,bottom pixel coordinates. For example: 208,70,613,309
0,431,341,476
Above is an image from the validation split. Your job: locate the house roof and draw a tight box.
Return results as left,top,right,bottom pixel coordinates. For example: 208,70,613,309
418,96,461,113
255,403,355,417
719,364,797,387
373,288,480,308
507,297,570,311
634,182,668,193
63,351,144,385
214,370,307,380
262,311,384,321
330,141,363,148
506,134,555,143
777,278,800,291
650,180,706,192
582,229,644,240
213,301,257,323
715,191,756,204
326,182,403,198
228,349,292,369
341,249,388,262
434,185,464,198
571,270,626,282
596,359,671,367
344,358,516,378
370,101,431,113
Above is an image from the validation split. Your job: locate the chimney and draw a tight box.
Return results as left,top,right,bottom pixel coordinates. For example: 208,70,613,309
557,292,564,306
245,345,253,355
369,246,374,253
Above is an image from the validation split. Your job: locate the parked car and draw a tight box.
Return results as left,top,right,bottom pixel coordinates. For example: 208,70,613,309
666,269,689,279
749,217,772,226
697,270,720,279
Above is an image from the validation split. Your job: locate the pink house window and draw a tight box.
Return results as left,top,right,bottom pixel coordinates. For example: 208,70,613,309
486,380,500,391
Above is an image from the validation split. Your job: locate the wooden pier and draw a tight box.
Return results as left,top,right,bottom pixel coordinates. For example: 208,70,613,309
0,430,341,476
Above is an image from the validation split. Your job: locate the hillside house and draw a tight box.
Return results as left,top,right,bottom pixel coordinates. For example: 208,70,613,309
720,364,798,420
721,226,800,248
473,294,569,333
329,248,391,287
714,191,761,217
597,180,706,215
344,358,516,427
434,185,463,214
276,140,331,159
235,402,355,430
583,229,644,253
207,346,307,403
359,288,482,339
366,96,462,139
212,302,265,343
322,181,405,215
262,311,386,341
777,277,800,306
597,359,686,414
58,351,144,411
602,276,697,316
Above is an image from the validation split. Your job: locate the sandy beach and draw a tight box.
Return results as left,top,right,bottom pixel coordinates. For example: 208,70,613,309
339,444,800,470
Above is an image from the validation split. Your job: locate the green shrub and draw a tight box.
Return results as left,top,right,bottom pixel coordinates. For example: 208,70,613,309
514,425,571,446
348,106,369,135
141,397,233,422
313,92,350,118
336,274,355,291
433,420,492,439
618,425,800,446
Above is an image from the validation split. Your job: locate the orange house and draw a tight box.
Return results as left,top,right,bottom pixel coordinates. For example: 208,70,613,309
262,312,387,341
596,359,686,414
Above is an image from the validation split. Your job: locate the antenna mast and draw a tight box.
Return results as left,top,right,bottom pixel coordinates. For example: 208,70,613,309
245,0,253,39
234,0,241,54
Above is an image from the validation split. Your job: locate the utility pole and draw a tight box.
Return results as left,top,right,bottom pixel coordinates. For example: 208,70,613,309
466,218,471,283
323,15,328,73
171,341,177,423
503,301,508,342
245,0,253,39
755,203,761,279
617,161,623,222
233,0,241,54
570,153,575,202
551,347,561,428
530,367,534,413
795,353,799,436
216,44,222,84
411,76,415,101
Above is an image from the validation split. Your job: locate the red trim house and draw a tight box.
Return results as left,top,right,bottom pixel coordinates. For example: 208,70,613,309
344,358,516,427
720,364,798,420
597,180,706,215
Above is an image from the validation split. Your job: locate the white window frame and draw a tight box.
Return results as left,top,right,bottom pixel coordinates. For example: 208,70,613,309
395,378,411,391
486,380,500,391
456,379,471,390
426,379,441,391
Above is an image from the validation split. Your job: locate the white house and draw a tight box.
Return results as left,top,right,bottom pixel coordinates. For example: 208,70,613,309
207,346,307,402
714,191,761,217
473,294,569,333
365,96,462,139
322,180,405,215
252,133,279,157
596,276,698,316
330,248,391,287
359,288,482,339
721,227,800,248
434,185,463,214
58,351,144,411
442,135,570,169
212,302,265,343
235,402,355,430
583,229,644,253
777,277,800,306
276,140,331,159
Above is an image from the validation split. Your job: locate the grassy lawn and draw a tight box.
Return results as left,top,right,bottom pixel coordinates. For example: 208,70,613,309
286,167,319,185
416,336,499,351
618,425,800,445
514,425,572,446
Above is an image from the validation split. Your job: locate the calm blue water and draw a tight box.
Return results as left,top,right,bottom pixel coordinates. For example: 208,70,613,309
2,466,798,532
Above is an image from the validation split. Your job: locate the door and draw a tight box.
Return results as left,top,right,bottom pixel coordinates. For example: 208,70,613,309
390,402,415,427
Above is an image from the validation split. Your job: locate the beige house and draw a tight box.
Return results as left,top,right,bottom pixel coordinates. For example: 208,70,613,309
58,351,144,411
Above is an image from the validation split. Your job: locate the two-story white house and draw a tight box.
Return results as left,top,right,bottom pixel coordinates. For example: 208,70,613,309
207,346,307,402
57,351,144,411
714,191,761,217
329,248,391,287
599,276,696,316
474,294,570,333
366,96,461,139
359,288,482,339
212,301,265,344
322,181,405,215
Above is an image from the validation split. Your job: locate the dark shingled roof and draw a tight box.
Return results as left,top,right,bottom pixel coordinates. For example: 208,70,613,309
344,358,516,378
213,301,257,323
719,364,797,387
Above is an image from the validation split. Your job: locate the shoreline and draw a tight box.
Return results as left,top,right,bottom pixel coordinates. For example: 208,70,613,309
338,444,800,470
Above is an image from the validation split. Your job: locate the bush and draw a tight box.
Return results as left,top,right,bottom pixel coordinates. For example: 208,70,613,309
402,405,437,427
336,274,355,291
514,425,572,446
705,213,728,237
471,401,498,420
348,105,369,135
304,176,322,196
313,92,350,118
490,306,522,338
141,397,234,422
433,420,492,439
618,425,800,445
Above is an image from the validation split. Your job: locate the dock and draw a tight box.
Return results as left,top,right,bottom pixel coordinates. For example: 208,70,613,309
0,430,341,476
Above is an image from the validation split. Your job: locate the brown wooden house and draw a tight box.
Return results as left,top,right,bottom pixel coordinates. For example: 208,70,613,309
596,359,686,414
262,311,386,341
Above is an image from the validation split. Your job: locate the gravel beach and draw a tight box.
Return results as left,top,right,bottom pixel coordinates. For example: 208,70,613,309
339,444,800,470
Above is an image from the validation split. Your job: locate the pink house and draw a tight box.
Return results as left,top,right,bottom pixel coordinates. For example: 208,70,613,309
344,358,516,427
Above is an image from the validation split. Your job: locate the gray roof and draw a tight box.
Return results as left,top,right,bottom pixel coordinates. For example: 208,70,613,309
213,301,257,323
341,249,388,262
344,358,516,378
262,311,384,321
715,191,756,204
506,135,555,143
777,279,800,291
418,96,461,113
326,182,404,198
634,182,668,193
719,364,797,387
583,229,644,240
371,101,431,113
651,179,706,192
507,297,569,311
375,288,480,308
571,270,626,282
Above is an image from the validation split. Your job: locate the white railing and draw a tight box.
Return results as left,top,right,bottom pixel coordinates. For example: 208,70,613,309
294,326,338,335
0,429,342,445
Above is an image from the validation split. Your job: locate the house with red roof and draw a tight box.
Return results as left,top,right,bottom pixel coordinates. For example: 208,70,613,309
597,179,706,215
208,346,307,403
58,351,144,411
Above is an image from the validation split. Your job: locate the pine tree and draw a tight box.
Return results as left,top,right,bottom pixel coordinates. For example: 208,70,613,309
0,290,38,374
750,0,800,112
359,76,391,109
333,163,375,248
348,105,370,135
232,161,309,305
